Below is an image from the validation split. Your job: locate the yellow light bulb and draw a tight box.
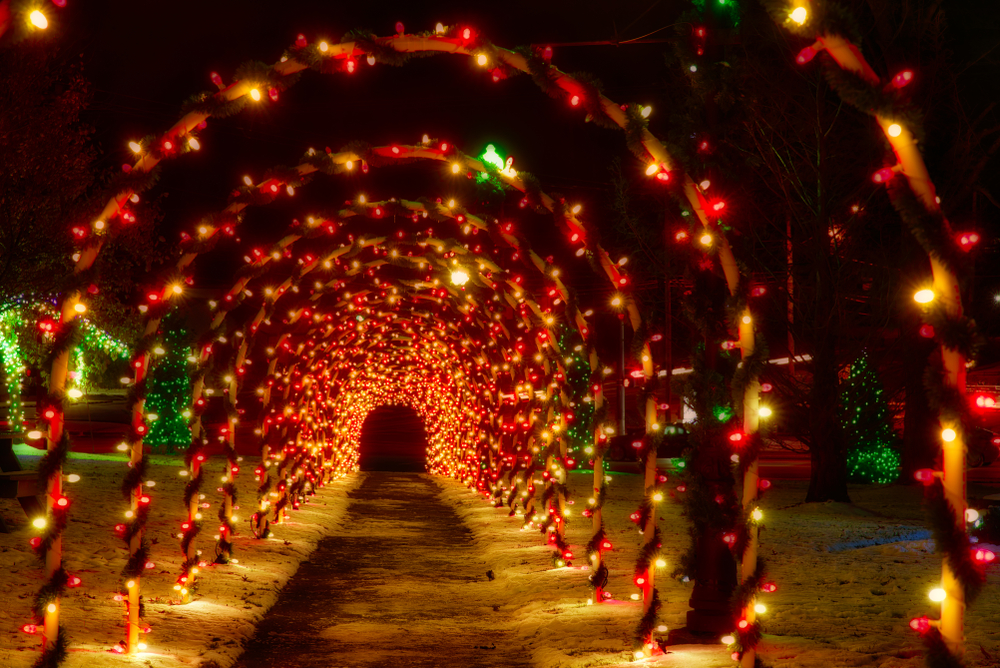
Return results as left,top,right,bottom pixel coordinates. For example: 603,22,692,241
929,588,946,602
655,558,666,568
652,492,664,502
30,11,48,29
249,88,261,101
188,137,201,151
789,6,808,24
46,603,56,614
129,141,143,154
571,204,582,214
759,406,773,418
887,123,902,137
451,162,461,174
752,507,764,521
913,289,934,304
941,428,957,443
645,163,659,176
611,296,622,307
73,302,86,314
640,105,652,118
700,233,713,246
476,54,488,66
754,603,767,614
32,517,47,529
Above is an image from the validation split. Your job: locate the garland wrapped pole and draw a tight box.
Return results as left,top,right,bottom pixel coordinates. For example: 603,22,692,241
39,241,101,661
776,1,973,660
586,347,608,604
738,313,761,668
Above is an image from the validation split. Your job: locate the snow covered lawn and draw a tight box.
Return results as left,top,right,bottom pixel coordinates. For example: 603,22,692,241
2,448,998,668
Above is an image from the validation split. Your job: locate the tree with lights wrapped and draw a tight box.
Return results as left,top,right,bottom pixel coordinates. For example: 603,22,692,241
841,351,900,484
144,317,192,454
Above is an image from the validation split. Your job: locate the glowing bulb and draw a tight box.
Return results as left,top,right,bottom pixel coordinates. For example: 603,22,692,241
46,603,56,614
789,6,808,24
941,428,957,442
751,507,764,521
27,430,43,440
451,270,469,286
887,123,902,137
67,388,83,400
645,164,659,176
74,302,86,314
476,54,488,66
966,508,979,522
655,558,666,568
640,105,652,118
721,635,735,645
249,88,261,101
29,10,48,29
32,517,47,529
929,588,946,602
759,406,772,418
188,137,201,151
451,162,461,174
700,233,713,246
611,296,622,307
129,141,143,154
913,289,934,304
754,603,767,614
571,204,582,214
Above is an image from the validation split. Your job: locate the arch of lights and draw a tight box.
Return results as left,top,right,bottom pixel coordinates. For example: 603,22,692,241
31,24,772,666
11,5,979,667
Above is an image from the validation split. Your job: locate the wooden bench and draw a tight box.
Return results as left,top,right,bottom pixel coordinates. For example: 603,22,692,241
0,436,43,533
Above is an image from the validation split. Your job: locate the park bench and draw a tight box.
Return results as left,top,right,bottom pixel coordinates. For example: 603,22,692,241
0,435,43,533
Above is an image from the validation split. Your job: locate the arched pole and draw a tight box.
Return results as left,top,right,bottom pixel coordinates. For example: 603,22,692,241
781,9,967,653
42,242,102,653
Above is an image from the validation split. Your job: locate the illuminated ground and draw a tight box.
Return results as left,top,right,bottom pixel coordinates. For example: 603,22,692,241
233,473,528,667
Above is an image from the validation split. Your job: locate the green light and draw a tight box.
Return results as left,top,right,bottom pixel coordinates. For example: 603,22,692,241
480,144,505,171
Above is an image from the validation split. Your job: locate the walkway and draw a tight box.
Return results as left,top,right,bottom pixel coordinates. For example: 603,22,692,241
233,472,531,668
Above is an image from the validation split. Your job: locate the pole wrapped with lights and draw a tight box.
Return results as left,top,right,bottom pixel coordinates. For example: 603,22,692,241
773,1,979,662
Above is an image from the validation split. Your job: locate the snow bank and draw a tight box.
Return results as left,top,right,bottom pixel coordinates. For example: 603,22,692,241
0,446,360,668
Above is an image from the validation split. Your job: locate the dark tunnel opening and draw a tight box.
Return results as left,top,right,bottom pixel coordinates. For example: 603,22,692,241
357,405,429,472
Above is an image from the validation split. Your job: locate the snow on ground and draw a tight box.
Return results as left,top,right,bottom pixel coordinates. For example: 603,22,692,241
440,471,1000,668
2,446,998,668
0,446,361,668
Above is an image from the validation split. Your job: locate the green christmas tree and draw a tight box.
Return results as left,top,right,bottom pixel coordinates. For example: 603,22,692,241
559,331,597,468
145,317,192,454
841,351,901,484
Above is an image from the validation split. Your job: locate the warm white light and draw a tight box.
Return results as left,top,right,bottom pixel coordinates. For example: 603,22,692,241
29,10,48,29
929,588,947,602
67,388,83,400
913,289,934,304
451,270,470,286
640,105,652,118
752,507,764,521
27,430,43,440
966,508,979,522
790,6,808,24
754,603,767,614
887,123,902,137
700,233,713,246
249,88,261,101
759,406,773,418
721,635,735,645
188,137,201,151
73,303,87,314
32,517,47,529
476,54,488,66
451,162,461,174
129,141,143,154
941,428,957,442
645,163,659,176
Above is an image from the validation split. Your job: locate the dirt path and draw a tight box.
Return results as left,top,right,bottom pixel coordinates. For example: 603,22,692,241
232,472,530,667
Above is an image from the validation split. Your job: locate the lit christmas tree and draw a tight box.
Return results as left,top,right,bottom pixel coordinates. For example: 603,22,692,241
841,351,900,484
559,331,596,467
145,317,192,454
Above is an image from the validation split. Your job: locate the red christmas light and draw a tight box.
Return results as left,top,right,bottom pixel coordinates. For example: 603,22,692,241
892,70,914,88
974,549,996,564
761,582,778,593
913,468,935,485
919,324,935,338
909,616,932,634
958,232,980,250
796,46,818,65
570,94,580,107
872,167,895,184
22,624,38,634
295,34,307,48
722,533,737,546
